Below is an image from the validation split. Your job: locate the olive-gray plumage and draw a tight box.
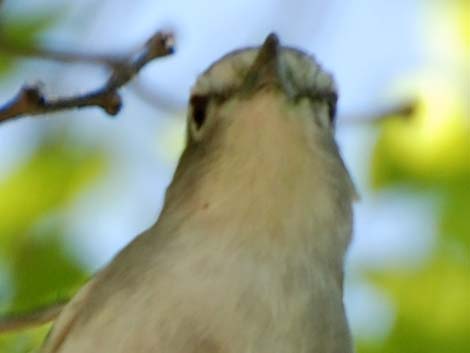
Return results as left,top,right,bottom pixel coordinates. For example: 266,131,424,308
41,33,356,353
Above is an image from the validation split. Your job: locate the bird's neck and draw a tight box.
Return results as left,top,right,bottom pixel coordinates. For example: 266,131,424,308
159,93,354,260
162,145,352,259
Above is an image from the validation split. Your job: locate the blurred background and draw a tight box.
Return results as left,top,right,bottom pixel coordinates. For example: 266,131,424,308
0,0,468,352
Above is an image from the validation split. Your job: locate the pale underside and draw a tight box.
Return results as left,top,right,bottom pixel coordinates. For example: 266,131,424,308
40,46,355,353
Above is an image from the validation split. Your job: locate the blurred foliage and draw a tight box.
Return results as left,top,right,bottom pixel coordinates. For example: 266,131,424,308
0,4,106,352
0,9,61,75
361,253,470,353
372,79,469,188
8,228,88,312
0,138,104,248
0,135,106,352
0,325,50,353
359,0,470,352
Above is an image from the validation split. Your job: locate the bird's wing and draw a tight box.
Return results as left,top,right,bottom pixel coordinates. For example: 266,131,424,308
37,227,226,353
39,277,98,353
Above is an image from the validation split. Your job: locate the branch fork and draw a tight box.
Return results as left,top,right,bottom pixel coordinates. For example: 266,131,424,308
0,31,174,123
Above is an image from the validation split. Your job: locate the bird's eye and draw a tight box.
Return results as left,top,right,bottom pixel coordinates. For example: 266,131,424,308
326,92,338,124
190,95,209,129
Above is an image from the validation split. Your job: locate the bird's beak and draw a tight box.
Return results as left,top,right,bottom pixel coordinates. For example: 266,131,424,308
242,33,288,94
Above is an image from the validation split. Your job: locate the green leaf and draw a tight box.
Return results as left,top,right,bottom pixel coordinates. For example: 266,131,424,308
8,228,87,312
360,253,470,353
0,325,49,353
440,183,470,247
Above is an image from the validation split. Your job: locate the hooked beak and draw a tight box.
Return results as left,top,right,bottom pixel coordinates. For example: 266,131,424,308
242,33,286,94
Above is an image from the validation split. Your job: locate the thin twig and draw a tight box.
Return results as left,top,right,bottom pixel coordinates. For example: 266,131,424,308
0,39,127,69
0,301,66,333
0,39,175,111
0,31,175,123
340,100,417,125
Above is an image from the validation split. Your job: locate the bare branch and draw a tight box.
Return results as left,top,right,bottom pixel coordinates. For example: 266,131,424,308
0,301,66,333
0,39,127,70
0,31,175,124
340,100,417,125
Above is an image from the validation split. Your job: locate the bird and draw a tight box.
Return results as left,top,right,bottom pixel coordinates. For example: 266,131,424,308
40,33,357,353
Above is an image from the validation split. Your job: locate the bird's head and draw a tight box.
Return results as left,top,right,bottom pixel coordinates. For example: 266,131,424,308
168,33,357,214
187,33,337,143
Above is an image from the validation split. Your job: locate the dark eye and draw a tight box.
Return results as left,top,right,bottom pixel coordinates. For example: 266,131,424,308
326,92,338,123
190,95,209,129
